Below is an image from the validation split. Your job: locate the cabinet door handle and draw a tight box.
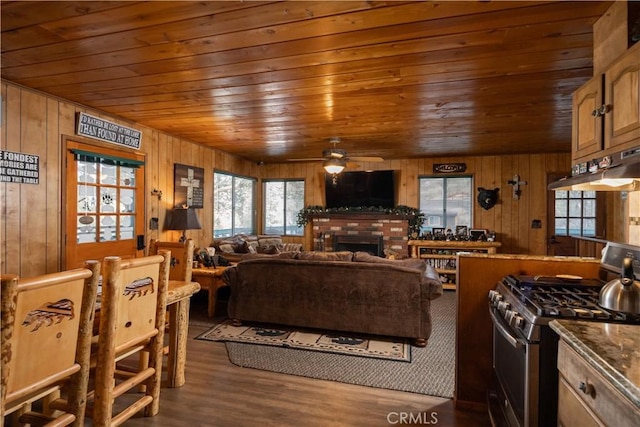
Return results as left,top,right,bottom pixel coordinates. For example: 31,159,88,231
592,104,611,117
578,381,595,397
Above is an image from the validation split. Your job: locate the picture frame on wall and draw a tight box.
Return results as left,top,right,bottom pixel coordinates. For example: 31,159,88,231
174,163,204,208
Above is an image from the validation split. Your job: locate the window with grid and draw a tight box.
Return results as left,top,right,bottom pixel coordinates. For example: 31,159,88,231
75,153,142,243
263,179,305,236
213,171,256,237
554,190,596,236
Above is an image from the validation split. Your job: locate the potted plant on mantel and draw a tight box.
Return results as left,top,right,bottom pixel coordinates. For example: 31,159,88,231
296,205,425,238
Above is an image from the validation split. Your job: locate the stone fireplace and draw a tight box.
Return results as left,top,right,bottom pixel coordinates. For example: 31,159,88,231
310,213,410,256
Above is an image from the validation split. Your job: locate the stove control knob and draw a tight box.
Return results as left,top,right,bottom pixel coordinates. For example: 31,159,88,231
497,301,510,313
488,290,501,303
513,315,524,329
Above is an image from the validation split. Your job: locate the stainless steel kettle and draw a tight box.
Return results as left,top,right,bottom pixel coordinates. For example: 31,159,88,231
599,257,640,314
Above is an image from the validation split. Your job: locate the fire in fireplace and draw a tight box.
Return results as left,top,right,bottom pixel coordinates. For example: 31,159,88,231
333,235,384,257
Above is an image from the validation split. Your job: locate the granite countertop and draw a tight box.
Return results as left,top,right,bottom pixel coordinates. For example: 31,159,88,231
549,319,640,409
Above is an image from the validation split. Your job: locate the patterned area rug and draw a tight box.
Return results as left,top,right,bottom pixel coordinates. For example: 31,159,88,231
209,291,456,398
197,320,410,361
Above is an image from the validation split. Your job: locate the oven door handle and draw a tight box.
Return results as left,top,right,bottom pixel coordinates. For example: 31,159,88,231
489,308,524,349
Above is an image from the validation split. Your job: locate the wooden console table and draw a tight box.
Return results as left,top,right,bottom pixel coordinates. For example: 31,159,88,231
192,266,230,317
408,240,501,290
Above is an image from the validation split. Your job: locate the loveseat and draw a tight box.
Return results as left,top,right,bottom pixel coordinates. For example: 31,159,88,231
222,251,443,346
211,234,303,263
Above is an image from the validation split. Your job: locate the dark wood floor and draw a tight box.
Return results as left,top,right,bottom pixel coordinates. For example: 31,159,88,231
122,291,491,427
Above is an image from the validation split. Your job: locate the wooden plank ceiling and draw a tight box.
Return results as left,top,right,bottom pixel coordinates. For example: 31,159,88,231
1,1,613,164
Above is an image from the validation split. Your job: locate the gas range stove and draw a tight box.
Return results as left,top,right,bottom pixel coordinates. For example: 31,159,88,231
489,274,640,342
488,242,640,427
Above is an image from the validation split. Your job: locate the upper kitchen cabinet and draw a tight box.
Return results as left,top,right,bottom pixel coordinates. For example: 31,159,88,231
572,74,604,162
572,42,640,164
603,42,640,153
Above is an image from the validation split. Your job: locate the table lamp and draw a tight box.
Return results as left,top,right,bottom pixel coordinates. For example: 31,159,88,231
167,207,202,243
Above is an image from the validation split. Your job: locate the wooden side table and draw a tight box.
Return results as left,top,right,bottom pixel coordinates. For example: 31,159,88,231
192,266,229,317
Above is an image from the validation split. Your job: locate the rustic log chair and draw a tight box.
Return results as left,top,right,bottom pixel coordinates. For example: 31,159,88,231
0,261,100,427
87,252,169,426
149,239,194,283
148,239,200,387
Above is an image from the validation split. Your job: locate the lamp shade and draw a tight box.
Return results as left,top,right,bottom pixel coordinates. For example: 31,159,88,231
168,207,202,231
323,158,346,174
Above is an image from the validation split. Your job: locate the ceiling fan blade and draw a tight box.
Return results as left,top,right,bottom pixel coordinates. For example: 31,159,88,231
348,156,385,162
286,158,325,162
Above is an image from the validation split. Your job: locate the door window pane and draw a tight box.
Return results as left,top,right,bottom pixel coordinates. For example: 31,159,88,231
554,190,596,237
76,159,138,243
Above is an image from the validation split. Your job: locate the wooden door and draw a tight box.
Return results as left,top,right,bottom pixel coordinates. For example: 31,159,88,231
65,141,146,269
572,74,603,164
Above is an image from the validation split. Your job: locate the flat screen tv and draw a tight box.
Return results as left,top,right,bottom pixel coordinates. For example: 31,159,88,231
325,170,395,208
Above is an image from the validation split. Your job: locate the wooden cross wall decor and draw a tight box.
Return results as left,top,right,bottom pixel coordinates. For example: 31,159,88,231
174,164,204,208
507,174,527,200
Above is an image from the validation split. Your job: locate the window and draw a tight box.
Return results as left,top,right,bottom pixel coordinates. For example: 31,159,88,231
419,176,473,234
263,180,305,236
554,190,596,237
213,171,256,237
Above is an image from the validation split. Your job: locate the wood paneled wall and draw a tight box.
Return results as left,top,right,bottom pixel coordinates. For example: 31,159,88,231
1,81,257,276
0,81,632,277
261,154,574,255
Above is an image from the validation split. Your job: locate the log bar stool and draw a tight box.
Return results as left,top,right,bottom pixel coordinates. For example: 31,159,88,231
88,252,169,426
1,260,100,427
149,239,201,387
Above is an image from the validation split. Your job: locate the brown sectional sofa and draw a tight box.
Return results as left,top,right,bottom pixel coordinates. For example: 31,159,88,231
222,251,443,346
211,234,303,263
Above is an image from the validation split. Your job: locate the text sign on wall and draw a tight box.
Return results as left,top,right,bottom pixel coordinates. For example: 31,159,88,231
76,112,142,149
0,150,40,184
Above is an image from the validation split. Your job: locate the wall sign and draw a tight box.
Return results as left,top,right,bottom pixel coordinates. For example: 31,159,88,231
433,163,467,173
76,112,142,149
174,163,204,208
0,150,40,184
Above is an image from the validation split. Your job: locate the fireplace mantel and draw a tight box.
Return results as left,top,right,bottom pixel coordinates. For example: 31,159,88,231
308,212,411,221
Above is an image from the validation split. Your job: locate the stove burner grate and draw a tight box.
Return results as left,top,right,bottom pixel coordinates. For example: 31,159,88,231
502,274,640,323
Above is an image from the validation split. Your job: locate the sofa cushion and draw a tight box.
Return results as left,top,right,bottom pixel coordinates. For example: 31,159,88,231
296,251,353,261
280,242,303,252
258,236,283,247
257,244,280,255
353,251,426,272
218,244,235,253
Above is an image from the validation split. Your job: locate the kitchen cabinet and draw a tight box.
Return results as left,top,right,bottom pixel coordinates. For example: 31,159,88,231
572,42,640,164
555,327,640,427
407,240,501,290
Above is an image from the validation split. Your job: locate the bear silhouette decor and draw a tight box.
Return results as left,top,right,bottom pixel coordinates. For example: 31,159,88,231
477,187,499,210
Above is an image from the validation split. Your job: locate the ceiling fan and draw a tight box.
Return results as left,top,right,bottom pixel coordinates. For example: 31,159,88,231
287,138,384,174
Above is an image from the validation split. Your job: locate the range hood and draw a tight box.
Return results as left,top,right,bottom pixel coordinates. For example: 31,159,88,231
549,149,640,192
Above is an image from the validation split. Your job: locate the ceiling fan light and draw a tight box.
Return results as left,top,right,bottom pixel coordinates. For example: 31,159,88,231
323,158,346,174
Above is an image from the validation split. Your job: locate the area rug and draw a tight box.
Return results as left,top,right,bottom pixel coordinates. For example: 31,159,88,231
219,291,456,398
197,320,410,362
